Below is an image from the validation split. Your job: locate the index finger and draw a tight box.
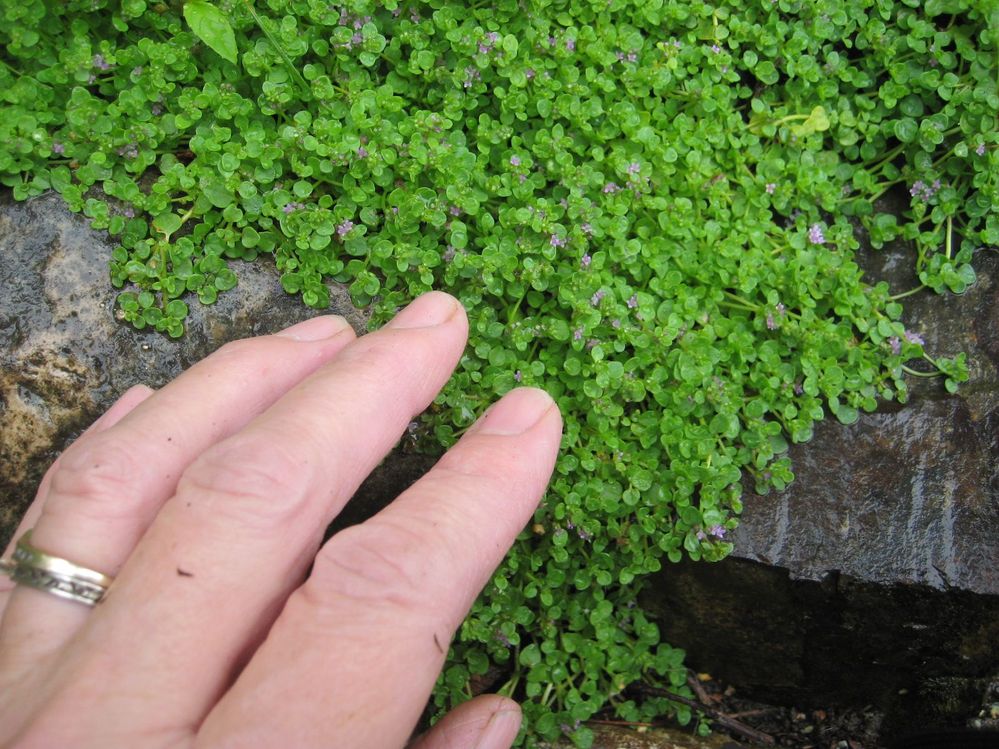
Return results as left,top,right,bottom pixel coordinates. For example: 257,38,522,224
198,387,562,749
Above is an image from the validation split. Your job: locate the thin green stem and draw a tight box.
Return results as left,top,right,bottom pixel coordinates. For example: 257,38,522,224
719,301,757,314
722,290,760,311
864,141,907,173
0,58,24,76
888,284,926,301
241,0,311,95
944,214,953,260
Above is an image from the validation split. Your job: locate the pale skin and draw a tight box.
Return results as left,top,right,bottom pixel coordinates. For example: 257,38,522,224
0,291,563,748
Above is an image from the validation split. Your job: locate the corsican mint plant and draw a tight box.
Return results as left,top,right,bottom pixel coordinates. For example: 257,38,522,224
1,0,994,744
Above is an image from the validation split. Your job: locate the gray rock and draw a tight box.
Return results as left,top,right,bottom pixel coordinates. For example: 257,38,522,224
642,234,999,739
0,191,367,544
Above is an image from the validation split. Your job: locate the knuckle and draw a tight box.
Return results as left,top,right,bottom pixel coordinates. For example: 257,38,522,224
178,436,312,530
46,437,145,522
306,522,430,611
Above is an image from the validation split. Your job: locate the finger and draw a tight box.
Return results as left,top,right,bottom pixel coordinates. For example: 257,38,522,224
30,292,469,743
0,317,354,694
197,387,561,749
0,384,154,615
409,695,522,749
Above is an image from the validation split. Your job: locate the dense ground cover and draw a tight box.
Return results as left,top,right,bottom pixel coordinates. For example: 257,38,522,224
2,0,996,744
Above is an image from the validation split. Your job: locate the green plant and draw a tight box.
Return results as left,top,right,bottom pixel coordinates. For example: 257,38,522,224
1,0,994,744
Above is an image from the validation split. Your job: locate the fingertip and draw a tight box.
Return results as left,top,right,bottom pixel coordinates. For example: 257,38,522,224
388,291,465,330
409,695,522,749
275,314,353,341
471,387,559,437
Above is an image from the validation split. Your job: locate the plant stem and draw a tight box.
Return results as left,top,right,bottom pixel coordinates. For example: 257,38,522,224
241,0,311,95
902,365,940,378
888,284,926,300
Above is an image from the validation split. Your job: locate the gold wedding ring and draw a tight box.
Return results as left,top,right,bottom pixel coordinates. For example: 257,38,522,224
0,530,113,606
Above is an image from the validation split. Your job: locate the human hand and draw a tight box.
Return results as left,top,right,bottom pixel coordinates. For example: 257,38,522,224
0,291,562,748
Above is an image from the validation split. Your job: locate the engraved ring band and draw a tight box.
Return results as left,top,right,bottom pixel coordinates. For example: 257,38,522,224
0,530,113,607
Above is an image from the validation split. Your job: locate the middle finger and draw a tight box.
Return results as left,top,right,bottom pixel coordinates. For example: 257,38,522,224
33,292,468,743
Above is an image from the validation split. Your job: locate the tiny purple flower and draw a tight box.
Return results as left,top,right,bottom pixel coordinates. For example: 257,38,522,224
976,143,986,156
611,318,621,328
580,253,592,269
282,203,297,214
351,32,363,46
550,234,566,248
566,38,575,51
776,302,786,315
711,44,721,53
337,219,354,237
92,54,112,71
443,245,456,262
766,312,776,330
888,336,901,355
514,370,522,383
709,524,726,539
904,331,925,346
627,294,638,309
356,146,368,158
123,206,135,219
52,142,65,155
627,161,641,175
449,204,461,217
573,327,584,341
581,222,592,235
626,52,638,62
525,68,535,80
910,179,942,201
696,530,707,541
591,289,606,306
131,66,143,77
509,155,521,166
765,182,776,194
808,223,825,245
603,182,620,194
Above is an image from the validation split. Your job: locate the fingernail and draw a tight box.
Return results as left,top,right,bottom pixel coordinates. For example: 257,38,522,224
473,708,522,749
275,315,351,341
475,388,555,436
387,291,459,329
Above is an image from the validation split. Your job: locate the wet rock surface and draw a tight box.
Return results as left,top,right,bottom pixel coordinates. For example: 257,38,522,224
643,240,999,743
0,191,367,545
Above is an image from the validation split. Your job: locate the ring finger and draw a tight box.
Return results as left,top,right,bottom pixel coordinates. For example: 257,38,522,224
0,316,355,681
